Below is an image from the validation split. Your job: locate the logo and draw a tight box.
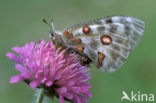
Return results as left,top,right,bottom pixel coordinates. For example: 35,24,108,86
121,91,154,102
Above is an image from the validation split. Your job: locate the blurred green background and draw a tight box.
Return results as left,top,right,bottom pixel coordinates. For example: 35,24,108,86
0,0,156,103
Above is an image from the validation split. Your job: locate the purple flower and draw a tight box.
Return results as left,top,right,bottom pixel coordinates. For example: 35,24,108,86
6,40,92,103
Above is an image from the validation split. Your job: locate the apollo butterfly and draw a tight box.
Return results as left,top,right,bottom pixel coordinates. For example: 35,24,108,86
43,16,145,72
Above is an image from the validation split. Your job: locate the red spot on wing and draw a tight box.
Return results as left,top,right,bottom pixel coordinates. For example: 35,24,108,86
98,60,103,66
76,45,84,52
63,31,73,39
98,52,105,60
100,35,112,45
68,33,73,39
98,52,105,66
63,31,69,36
82,26,90,34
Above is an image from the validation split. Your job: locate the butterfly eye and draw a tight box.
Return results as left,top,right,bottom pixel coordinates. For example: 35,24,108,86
100,35,112,45
49,31,55,37
82,26,90,34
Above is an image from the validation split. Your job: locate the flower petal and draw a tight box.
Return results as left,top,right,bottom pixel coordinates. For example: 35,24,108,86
11,47,22,55
63,92,73,100
45,81,53,87
10,75,25,83
29,80,40,88
15,64,32,78
56,87,67,93
59,95,65,103
74,95,81,103
6,53,22,64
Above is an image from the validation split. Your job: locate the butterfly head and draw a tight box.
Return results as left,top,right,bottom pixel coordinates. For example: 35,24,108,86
42,18,56,38
42,18,66,49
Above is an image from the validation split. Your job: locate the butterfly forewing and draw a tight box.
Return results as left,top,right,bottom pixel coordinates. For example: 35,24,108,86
61,16,145,72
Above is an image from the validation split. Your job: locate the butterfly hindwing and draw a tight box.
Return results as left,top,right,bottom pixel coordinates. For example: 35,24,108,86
62,16,145,72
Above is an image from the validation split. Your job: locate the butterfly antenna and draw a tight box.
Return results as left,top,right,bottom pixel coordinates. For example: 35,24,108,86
51,18,55,33
42,19,52,29
42,18,55,37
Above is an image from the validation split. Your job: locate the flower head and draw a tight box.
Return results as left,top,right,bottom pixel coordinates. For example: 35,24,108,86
6,40,92,103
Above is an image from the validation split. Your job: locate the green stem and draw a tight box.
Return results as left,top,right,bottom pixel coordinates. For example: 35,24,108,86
37,89,44,103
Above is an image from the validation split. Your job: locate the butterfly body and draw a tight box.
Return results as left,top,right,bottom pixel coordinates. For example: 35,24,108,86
50,16,145,72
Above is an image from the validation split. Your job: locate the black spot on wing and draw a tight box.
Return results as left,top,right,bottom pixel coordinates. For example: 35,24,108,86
106,19,112,23
110,44,120,51
110,26,117,33
116,38,124,44
97,26,105,32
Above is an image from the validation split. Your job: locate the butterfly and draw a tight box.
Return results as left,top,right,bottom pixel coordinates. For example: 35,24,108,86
43,16,145,72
